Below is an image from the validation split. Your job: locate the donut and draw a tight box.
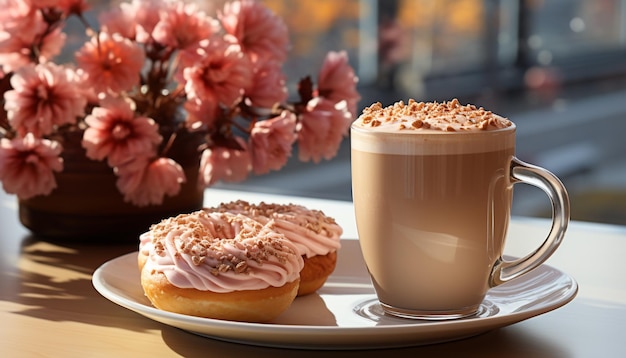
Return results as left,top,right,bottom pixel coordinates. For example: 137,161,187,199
139,210,304,323
207,200,342,296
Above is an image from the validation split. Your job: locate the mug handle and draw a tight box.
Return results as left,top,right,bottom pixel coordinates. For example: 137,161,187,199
489,157,570,287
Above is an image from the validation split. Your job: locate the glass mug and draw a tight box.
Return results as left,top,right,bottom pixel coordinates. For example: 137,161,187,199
350,100,569,320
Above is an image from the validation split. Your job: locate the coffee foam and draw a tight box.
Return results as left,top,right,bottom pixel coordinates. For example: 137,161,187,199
351,127,514,155
351,99,515,155
353,99,512,132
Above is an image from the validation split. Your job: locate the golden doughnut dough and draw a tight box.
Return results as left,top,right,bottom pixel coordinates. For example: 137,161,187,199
141,267,299,322
297,251,337,296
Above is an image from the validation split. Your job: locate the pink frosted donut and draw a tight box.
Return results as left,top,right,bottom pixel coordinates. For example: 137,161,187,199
207,200,343,295
139,210,304,322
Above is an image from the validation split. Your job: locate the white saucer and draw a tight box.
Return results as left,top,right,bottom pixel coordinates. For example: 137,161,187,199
92,239,578,349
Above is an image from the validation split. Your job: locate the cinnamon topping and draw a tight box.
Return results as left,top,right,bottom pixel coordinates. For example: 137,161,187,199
354,98,512,131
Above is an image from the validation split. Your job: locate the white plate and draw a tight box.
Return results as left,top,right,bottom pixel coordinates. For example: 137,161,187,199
92,239,578,349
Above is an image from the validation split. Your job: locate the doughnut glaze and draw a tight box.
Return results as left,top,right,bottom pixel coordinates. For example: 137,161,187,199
207,200,342,258
206,200,342,295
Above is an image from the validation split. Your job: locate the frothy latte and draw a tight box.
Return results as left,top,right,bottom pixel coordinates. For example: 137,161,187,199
351,99,516,317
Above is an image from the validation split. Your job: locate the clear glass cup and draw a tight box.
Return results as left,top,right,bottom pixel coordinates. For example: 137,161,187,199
351,122,569,320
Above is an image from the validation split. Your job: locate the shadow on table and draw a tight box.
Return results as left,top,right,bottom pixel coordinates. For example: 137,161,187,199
159,324,567,358
0,234,161,332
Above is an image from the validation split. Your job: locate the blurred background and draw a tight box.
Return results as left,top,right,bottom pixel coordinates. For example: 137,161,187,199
94,0,626,225
214,0,626,225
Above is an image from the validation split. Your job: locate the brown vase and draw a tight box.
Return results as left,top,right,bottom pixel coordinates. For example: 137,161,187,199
18,129,205,242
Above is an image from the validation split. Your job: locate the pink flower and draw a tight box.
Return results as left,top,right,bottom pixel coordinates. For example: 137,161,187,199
75,32,145,94
0,5,65,73
99,0,164,41
0,0,362,208
249,110,296,175
0,133,63,199
297,97,351,163
82,97,162,167
3,63,86,137
152,1,218,50
199,137,251,186
0,0,33,34
245,60,287,108
115,156,185,207
219,0,289,63
0,0,31,18
180,36,252,107
317,51,360,118
183,97,219,131
98,4,140,40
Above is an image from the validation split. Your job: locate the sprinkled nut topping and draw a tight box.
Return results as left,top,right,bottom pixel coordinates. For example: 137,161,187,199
149,211,297,276
209,200,340,236
354,98,512,132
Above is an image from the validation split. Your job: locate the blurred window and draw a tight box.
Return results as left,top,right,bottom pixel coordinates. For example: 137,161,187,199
523,0,626,66
69,0,626,99
265,0,626,98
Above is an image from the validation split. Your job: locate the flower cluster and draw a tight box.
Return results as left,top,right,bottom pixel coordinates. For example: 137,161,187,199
0,0,360,206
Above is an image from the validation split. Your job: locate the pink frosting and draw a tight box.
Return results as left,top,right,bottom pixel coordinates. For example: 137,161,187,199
139,231,152,259
140,211,303,292
209,201,343,258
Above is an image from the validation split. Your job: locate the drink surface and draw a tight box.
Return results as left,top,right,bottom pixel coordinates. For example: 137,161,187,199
352,98,513,133
351,99,515,155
